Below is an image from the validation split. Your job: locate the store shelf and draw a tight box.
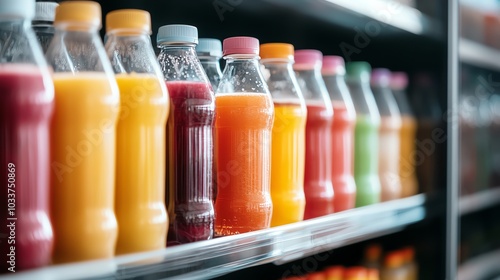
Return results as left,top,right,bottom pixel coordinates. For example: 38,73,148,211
3,195,425,280
458,248,500,280
262,0,442,37
460,38,500,71
459,188,500,215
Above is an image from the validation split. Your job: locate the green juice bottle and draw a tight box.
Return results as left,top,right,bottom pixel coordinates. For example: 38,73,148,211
346,62,381,207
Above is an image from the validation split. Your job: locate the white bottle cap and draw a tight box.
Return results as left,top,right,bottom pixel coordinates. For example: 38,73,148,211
34,2,59,22
0,0,36,19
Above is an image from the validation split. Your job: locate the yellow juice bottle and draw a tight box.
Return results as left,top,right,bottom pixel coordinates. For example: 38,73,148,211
105,10,169,254
260,43,307,226
47,2,120,263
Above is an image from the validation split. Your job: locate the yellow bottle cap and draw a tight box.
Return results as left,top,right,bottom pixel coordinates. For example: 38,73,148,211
54,1,101,28
260,43,294,60
106,9,151,34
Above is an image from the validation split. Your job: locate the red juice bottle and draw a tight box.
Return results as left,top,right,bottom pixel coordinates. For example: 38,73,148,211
322,56,357,211
157,24,215,244
294,50,334,218
0,0,54,271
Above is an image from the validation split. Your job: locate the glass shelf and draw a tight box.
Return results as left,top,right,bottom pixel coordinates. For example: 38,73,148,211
3,195,425,280
460,38,500,71
260,0,442,38
458,248,500,280
459,187,500,215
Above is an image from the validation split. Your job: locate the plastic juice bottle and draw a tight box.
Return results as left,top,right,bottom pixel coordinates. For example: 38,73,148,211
322,55,356,211
215,36,274,235
381,251,407,280
344,267,368,280
260,43,306,226
410,73,445,194
346,62,381,207
196,38,222,203
46,1,119,263
0,0,54,270
401,247,418,280
157,25,215,244
390,72,418,198
324,265,344,280
371,69,402,202
363,243,382,269
32,2,57,53
105,9,169,254
294,50,334,218
196,38,223,89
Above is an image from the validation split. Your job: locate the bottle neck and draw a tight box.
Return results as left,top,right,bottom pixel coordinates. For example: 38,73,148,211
157,43,209,83
54,22,99,33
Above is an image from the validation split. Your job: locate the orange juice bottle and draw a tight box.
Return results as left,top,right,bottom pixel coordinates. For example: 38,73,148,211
215,37,274,235
390,72,418,197
105,10,169,254
381,251,407,280
324,265,344,280
344,267,368,280
371,69,402,202
46,1,119,263
260,43,306,226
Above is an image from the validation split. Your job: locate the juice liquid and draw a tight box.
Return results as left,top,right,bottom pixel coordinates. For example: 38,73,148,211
354,116,381,207
166,81,214,244
51,73,119,263
399,116,418,197
215,93,273,235
379,117,402,201
0,66,53,270
331,102,356,211
304,102,334,219
115,74,168,254
270,102,306,227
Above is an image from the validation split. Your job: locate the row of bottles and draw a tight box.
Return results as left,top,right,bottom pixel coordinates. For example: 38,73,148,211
0,0,429,272
281,244,418,280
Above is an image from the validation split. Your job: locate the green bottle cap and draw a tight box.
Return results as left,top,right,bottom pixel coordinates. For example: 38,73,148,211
346,61,371,81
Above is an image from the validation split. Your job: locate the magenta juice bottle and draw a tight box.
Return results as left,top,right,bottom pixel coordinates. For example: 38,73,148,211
157,25,215,245
0,0,54,271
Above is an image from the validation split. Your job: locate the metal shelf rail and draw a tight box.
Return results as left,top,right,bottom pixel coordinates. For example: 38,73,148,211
3,195,425,280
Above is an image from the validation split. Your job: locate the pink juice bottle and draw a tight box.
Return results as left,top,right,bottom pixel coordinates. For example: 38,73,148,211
0,0,54,271
294,50,334,218
322,56,356,211
157,25,215,244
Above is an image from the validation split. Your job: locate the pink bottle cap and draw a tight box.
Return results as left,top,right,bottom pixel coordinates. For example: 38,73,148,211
390,71,408,90
223,36,259,56
294,49,323,66
322,55,345,75
371,68,391,87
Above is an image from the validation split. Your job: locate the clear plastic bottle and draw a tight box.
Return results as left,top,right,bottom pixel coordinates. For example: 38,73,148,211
157,24,215,244
322,55,357,211
105,9,169,254
215,36,274,235
196,38,223,89
371,68,402,201
294,50,334,218
345,62,381,207
45,1,119,263
0,0,54,270
260,43,306,226
32,1,57,53
390,72,418,198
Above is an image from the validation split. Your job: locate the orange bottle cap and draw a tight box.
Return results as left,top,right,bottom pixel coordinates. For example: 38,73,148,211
367,268,379,280
324,265,343,279
384,251,405,268
344,266,368,280
54,1,101,28
106,9,151,34
365,244,382,261
260,43,294,61
306,272,326,280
